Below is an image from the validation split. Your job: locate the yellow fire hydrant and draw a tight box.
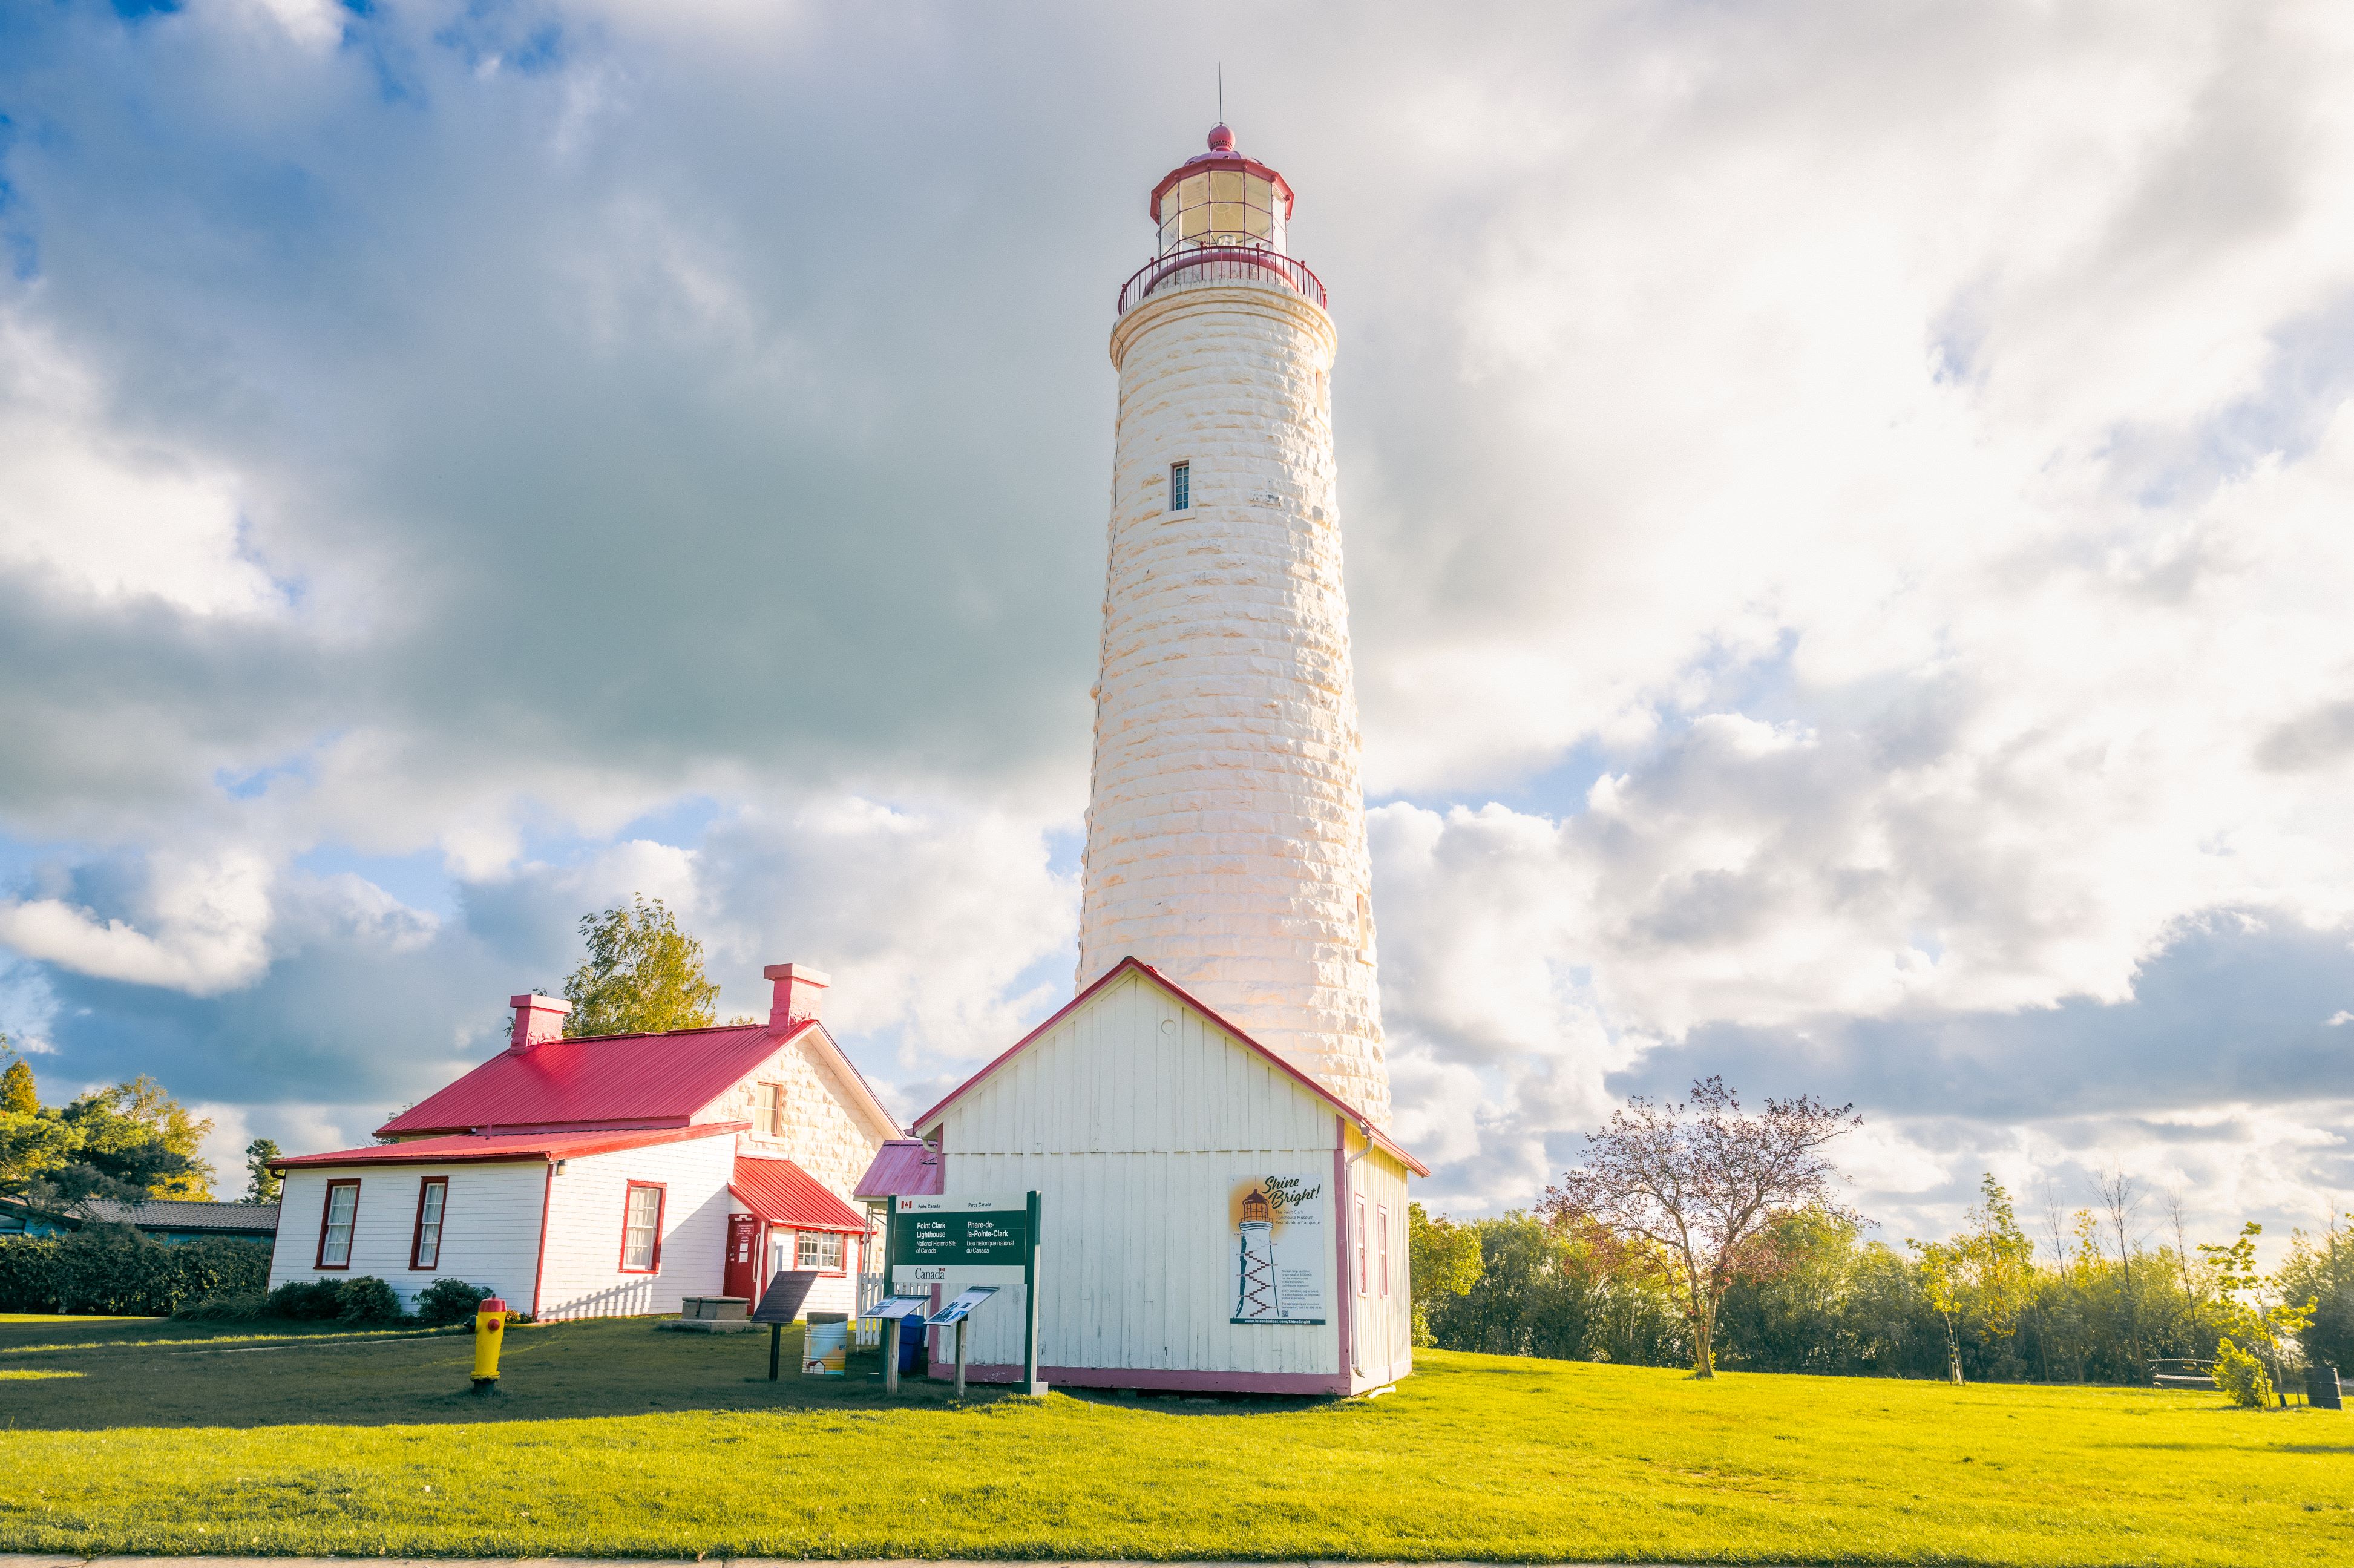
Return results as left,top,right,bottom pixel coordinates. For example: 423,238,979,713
471,1296,507,1395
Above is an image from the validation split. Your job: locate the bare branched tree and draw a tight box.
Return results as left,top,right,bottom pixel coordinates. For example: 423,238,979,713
2162,1186,2199,1308
1539,1077,1861,1379
2098,1162,2147,1368
2038,1173,2073,1276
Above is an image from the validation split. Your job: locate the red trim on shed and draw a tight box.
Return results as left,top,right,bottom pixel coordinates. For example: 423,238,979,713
949,1363,1349,1396
1331,1120,1351,1377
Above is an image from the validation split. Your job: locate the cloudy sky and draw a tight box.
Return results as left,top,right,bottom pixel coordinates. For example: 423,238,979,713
5,0,2352,1256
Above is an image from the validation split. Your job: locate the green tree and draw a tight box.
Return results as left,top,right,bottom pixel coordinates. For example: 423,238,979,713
562,895,721,1037
34,1077,215,1209
2277,1216,2354,1375
1,1110,82,1202
243,1137,283,1204
2199,1222,2315,1392
1,1048,37,1115
1908,1175,2039,1385
2214,1336,2274,1408
1407,1202,1484,1347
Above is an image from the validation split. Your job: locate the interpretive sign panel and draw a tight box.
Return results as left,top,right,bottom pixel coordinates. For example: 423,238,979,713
862,1296,933,1320
926,1285,999,1326
890,1193,1030,1288
1230,1173,1327,1324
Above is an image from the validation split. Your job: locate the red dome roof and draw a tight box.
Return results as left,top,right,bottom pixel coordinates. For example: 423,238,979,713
1148,125,1294,222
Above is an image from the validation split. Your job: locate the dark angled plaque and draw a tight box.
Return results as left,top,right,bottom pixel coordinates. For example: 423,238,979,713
926,1285,999,1326
750,1269,823,1325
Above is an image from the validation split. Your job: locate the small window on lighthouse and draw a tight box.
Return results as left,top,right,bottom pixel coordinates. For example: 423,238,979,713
1169,461,1190,511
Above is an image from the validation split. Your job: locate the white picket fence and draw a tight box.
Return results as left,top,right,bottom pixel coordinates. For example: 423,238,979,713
855,1270,888,1347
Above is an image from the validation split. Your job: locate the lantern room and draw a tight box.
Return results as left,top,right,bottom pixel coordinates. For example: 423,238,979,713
1150,123,1294,255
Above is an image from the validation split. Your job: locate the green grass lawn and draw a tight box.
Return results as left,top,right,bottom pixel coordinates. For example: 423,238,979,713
3,1314,2349,1563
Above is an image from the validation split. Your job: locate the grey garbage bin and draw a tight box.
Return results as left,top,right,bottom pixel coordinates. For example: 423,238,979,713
2310,1364,2343,1411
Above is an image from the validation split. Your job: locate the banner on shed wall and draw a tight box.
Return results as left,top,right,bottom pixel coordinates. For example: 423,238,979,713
1230,1174,1326,1324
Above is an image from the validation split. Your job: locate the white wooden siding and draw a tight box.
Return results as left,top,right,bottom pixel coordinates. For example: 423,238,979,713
1346,1124,1415,1388
267,1162,547,1310
934,969,1346,1380
536,1135,733,1319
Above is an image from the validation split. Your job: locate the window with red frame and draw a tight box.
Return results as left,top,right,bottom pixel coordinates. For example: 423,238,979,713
410,1177,448,1270
316,1179,359,1270
620,1183,664,1272
1378,1202,1391,1297
1356,1194,1368,1295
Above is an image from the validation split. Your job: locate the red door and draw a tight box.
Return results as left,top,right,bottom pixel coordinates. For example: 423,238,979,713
724,1213,759,1302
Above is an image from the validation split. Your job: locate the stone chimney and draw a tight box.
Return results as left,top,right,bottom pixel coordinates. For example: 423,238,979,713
763,963,830,1030
508,992,572,1050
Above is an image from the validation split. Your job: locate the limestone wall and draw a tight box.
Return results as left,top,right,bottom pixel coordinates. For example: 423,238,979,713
1077,280,1391,1127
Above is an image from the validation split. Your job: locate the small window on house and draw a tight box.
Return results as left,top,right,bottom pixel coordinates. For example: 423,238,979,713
317,1179,359,1270
796,1230,845,1271
410,1177,448,1271
1356,1194,1368,1296
1378,1203,1391,1298
756,1081,786,1138
620,1183,665,1272
1169,461,1190,512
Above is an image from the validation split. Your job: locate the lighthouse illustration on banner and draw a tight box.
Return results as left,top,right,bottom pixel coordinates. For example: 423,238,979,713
1230,1174,1326,1325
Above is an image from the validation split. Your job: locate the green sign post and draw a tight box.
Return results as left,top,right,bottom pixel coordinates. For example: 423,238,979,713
888,1192,1045,1396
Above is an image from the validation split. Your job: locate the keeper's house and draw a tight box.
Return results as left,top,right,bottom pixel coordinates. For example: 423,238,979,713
887,956,1425,1397
265,963,896,1319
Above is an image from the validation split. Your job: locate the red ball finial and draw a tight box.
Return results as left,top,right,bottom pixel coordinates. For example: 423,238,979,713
1207,123,1235,153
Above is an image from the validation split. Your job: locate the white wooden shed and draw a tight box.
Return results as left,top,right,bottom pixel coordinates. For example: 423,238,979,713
897,956,1424,1396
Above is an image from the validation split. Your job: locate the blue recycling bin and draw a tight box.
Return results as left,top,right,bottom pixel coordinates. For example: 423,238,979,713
896,1313,926,1373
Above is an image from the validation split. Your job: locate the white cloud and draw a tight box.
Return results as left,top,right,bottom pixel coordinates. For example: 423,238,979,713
0,850,275,994
0,312,285,617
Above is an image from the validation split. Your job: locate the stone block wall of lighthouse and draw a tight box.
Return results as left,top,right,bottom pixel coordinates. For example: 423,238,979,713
1077,279,1391,1128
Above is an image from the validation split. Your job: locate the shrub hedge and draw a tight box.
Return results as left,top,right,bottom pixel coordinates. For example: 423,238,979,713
0,1225,270,1316
415,1278,493,1324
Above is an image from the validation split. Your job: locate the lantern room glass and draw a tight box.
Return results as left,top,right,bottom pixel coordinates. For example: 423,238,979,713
1158,169,1283,255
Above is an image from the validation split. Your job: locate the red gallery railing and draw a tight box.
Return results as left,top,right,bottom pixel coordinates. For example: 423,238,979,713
1116,246,1328,318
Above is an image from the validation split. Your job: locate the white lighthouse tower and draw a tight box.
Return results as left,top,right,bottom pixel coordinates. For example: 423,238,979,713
1076,123,1391,1129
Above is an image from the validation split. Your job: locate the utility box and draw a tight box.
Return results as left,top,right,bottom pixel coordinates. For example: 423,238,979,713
665,1295,756,1333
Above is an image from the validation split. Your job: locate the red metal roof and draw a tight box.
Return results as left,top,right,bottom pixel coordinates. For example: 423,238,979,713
909,957,1431,1178
376,1021,820,1137
853,1138,942,1199
272,1123,746,1171
730,1155,867,1233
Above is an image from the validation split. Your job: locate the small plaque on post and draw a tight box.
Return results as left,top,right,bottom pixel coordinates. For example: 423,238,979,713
925,1285,998,1327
